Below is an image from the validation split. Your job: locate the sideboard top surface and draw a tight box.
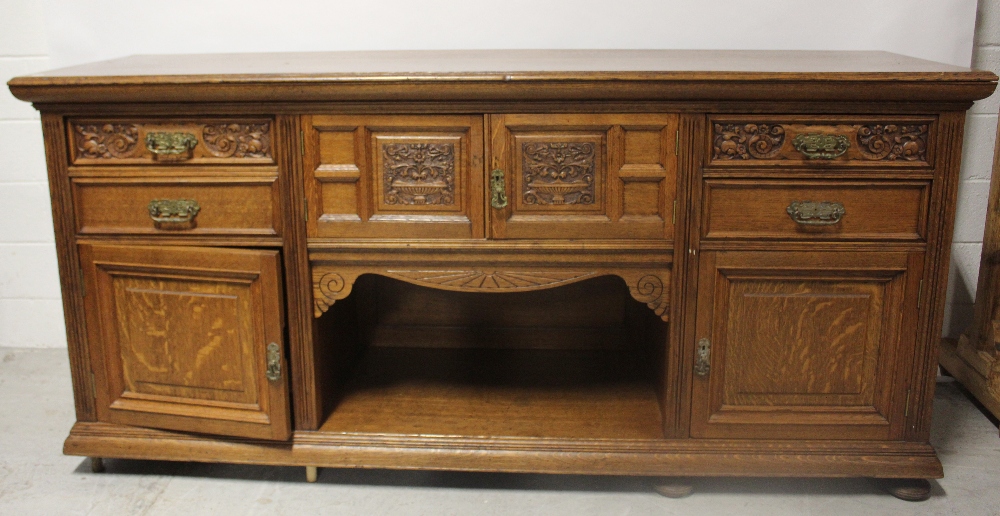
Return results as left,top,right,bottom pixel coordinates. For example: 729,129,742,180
9,50,997,105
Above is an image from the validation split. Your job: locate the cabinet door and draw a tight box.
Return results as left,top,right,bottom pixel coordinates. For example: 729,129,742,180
489,114,677,239
80,244,291,440
304,115,485,239
690,250,922,440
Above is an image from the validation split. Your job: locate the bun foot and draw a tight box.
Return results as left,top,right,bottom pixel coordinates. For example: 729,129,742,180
90,457,105,473
305,466,318,483
653,478,693,498
879,478,932,501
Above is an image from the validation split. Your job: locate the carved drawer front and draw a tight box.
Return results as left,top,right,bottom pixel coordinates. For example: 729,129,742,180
71,176,280,237
79,244,290,440
490,114,678,239
701,179,928,241
304,115,485,239
68,119,274,166
690,250,923,440
708,117,933,168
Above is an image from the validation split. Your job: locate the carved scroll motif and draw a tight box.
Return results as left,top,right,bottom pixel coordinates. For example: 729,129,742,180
628,274,670,321
522,142,596,205
383,143,455,205
74,123,141,159
856,124,929,161
313,272,350,317
202,123,272,158
712,123,786,160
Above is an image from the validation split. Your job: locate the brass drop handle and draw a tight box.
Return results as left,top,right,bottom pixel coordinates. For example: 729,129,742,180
792,133,849,159
145,132,198,158
148,199,201,224
786,200,845,226
265,342,281,381
490,169,508,209
694,338,711,377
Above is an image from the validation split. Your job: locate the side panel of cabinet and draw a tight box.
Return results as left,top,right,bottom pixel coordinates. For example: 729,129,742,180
690,250,922,440
304,115,485,239
489,114,677,240
79,244,291,440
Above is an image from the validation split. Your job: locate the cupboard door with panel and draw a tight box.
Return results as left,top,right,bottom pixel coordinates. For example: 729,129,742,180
489,114,677,240
80,244,291,440
690,250,922,441
305,115,485,239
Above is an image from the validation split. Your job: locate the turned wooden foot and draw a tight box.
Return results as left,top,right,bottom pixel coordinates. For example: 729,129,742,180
89,457,105,473
653,478,693,498
305,466,318,483
879,478,932,501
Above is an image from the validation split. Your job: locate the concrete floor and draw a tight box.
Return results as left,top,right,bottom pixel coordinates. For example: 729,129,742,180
1,347,998,515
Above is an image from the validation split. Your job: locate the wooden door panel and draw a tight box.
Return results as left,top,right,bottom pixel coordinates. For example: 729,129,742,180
305,115,485,239
80,244,291,440
691,251,921,440
490,114,677,240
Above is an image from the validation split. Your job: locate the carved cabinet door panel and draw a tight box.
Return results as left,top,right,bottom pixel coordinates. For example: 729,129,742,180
689,250,922,440
79,244,291,440
304,115,485,239
489,114,677,239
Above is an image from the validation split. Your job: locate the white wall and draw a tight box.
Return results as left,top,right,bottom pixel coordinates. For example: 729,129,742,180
0,0,992,348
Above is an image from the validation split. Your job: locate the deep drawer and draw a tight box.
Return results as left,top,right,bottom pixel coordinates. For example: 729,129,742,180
701,179,928,241
68,119,274,166
72,176,281,237
708,116,934,168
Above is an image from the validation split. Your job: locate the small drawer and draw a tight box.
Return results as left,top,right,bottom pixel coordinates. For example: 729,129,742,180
72,176,281,237
68,118,274,166
701,179,928,241
708,116,934,168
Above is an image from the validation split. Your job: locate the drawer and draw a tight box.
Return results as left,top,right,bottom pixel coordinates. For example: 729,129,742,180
72,176,281,237
68,119,274,166
708,116,934,168
701,179,928,241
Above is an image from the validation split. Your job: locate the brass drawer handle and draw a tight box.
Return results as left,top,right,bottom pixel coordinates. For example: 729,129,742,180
145,132,198,159
792,133,849,159
786,200,845,226
490,169,508,209
148,199,201,224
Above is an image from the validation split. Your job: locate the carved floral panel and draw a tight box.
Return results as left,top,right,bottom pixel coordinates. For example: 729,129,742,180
521,142,596,206
712,123,786,160
202,123,272,158
856,124,929,161
382,143,456,206
74,123,141,159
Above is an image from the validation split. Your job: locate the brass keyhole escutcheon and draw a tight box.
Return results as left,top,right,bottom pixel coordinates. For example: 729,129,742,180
490,169,508,209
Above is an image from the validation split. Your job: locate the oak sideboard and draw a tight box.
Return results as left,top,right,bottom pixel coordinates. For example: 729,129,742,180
8,50,997,500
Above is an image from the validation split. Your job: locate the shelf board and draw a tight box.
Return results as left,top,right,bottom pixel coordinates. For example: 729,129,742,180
319,347,663,440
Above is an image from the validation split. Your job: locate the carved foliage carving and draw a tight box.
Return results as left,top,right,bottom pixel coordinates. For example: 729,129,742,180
522,142,596,205
856,124,929,161
202,123,272,158
383,143,455,205
713,124,786,160
628,274,669,320
74,123,141,159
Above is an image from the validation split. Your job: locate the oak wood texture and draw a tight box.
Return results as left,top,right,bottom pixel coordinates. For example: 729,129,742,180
67,118,273,166
940,111,1000,428
79,244,290,440
8,50,996,486
700,179,928,241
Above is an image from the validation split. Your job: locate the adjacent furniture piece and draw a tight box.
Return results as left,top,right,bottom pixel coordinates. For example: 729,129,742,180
8,50,996,500
941,113,1000,430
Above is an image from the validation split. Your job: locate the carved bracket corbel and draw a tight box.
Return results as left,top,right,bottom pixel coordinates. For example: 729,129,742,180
312,266,671,321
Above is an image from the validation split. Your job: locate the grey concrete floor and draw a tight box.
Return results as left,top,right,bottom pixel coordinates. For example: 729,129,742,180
1,347,999,515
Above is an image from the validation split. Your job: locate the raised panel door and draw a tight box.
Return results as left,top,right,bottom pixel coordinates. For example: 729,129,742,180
80,244,291,440
305,115,485,239
489,114,677,240
690,250,922,440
